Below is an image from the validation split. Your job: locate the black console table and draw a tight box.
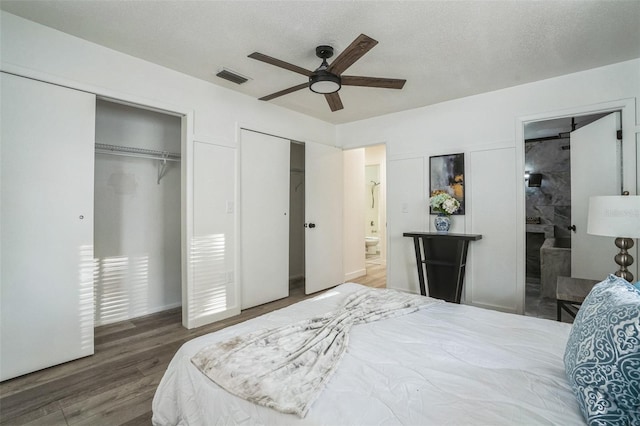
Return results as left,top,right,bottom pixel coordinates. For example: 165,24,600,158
403,232,482,303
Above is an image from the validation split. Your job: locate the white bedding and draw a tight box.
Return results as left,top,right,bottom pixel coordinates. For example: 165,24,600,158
152,283,585,425
191,287,440,417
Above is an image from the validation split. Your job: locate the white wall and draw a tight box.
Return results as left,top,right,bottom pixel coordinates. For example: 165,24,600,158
338,59,640,312
0,13,335,147
94,100,182,325
1,11,336,326
3,11,638,315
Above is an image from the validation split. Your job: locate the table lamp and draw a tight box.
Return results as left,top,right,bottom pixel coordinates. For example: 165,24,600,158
587,195,640,282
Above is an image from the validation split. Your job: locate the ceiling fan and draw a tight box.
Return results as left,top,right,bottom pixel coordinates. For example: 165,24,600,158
248,34,406,112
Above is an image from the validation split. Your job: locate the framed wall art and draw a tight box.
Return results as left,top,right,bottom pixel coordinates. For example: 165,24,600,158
429,153,465,215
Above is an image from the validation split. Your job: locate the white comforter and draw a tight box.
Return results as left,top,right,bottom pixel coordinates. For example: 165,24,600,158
191,287,441,417
152,283,585,425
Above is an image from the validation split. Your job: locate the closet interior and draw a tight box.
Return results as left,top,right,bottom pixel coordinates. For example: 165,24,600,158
94,99,182,326
289,142,306,289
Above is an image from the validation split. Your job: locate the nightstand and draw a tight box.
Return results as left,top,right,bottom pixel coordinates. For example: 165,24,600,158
556,276,599,321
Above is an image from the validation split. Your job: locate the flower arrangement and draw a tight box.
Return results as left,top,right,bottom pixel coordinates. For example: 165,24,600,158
429,190,460,215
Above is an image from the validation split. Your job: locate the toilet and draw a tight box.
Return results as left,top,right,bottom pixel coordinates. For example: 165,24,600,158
365,236,379,254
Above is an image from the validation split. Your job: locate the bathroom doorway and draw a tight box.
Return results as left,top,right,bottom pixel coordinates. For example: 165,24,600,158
523,112,616,320
359,145,387,288
342,144,387,288
365,165,383,264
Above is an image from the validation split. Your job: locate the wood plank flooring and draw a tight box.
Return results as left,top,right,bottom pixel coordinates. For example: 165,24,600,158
0,262,385,425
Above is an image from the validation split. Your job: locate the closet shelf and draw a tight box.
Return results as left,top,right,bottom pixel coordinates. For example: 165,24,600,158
95,143,181,184
95,143,180,161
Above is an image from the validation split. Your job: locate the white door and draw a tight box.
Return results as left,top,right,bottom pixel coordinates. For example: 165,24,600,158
1,73,95,380
186,140,239,328
305,142,344,294
571,112,624,280
240,130,290,308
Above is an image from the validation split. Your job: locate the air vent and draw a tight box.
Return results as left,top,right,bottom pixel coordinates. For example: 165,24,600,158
216,68,249,85
528,173,543,187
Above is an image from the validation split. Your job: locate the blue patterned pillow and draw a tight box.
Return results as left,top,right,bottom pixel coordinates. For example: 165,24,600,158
564,275,640,425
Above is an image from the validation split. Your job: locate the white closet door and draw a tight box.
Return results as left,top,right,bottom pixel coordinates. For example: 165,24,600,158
240,130,290,309
305,142,344,294
1,73,95,380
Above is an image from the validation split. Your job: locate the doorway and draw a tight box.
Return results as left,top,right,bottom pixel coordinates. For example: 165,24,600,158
364,145,386,276
343,144,387,289
94,99,182,326
523,112,617,320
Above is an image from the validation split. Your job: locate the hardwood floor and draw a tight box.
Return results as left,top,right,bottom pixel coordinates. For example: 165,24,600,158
0,261,385,425
352,255,386,289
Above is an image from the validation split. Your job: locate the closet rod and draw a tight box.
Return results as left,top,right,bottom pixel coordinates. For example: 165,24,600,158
95,143,181,162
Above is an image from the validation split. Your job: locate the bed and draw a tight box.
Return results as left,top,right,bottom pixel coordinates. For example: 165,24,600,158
152,277,640,425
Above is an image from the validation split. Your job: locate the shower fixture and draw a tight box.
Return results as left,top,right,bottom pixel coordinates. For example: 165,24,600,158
371,181,380,208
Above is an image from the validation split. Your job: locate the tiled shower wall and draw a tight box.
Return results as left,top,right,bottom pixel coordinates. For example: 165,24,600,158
525,137,571,278
525,138,571,237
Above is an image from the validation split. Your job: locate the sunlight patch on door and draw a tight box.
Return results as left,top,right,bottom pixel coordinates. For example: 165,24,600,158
78,245,96,353
189,234,233,319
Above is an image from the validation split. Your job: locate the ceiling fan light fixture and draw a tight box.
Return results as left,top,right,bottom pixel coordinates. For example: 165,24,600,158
309,70,341,94
248,35,404,112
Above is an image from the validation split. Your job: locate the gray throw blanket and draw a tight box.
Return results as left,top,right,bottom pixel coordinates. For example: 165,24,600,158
191,287,440,417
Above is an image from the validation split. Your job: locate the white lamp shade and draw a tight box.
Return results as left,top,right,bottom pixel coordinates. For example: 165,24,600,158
587,195,640,238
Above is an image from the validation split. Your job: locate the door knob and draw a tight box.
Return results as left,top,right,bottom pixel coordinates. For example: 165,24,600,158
568,225,576,232
305,223,316,229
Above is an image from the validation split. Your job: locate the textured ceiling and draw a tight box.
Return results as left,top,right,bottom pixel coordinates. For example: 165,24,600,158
2,1,639,124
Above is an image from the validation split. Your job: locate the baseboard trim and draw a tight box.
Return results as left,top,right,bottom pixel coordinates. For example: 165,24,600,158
95,301,183,327
344,269,367,281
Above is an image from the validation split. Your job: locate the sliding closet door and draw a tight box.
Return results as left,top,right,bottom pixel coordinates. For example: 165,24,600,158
240,130,290,308
1,73,95,380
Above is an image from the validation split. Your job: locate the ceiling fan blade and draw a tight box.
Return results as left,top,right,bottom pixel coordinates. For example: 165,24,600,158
342,76,406,89
325,92,343,112
259,83,308,101
248,52,313,77
328,34,378,75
